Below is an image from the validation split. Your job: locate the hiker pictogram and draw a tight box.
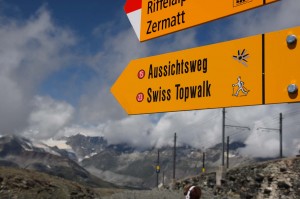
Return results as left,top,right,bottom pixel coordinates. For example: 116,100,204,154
232,76,250,97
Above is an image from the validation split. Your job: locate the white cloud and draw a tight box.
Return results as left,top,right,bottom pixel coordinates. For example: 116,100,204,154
1,1,299,160
228,104,300,158
223,0,300,38
151,110,222,149
24,96,74,139
0,7,76,134
101,115,154,149
57,124,105,138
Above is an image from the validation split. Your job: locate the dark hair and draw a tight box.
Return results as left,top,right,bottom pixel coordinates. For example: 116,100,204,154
184,185,202,199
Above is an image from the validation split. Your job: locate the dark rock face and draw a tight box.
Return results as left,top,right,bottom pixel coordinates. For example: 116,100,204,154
175,157,300,199
65,134,108,158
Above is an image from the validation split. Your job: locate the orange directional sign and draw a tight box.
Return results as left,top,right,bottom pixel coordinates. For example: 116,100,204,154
125,0,279,42
111,26,300,115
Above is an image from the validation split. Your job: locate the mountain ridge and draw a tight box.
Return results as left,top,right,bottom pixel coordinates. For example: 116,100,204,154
0,134,116,188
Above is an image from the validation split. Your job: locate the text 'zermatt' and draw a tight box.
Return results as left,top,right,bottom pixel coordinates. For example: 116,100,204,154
146,0,187,35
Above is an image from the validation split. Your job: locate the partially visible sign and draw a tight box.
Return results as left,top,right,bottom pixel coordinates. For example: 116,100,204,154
265,27,300,104
111,26,300,115
124,0,280,42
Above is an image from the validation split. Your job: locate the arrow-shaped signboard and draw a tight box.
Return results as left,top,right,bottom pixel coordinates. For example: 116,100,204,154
124,0,279,42
111,26,300,115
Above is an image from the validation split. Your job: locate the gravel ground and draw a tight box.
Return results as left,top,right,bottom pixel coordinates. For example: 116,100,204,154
101,189,182,199
101,189,224,199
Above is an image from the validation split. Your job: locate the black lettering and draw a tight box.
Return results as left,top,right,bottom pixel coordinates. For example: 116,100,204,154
190,86,197,98
175,84,180,100
148,1,153,14
146,0,186,14
184,61,189,73
148,58,208,80
163,65,168,76
171,16,176,27
181,60,184,74
181,0,186,6
153,67,158,78
159,66,163,77
157,20,161,32
147,86,172,103
147,88,152,102
167,89,171,100
163,0,168,8
197,59,202,71
162,89,166,101
181,11,186,24
198,85,202,97
176,60,181,74
206,81,211,96
175,81,211,101
161,18,170,30
171,64,176,75
152,21,157,32
147,20,152,34
153,89,159,102
203,58,208,73
148,64,153,79
190,60,197,72
176,12,181,25
184,86,189,102
179,86,184,99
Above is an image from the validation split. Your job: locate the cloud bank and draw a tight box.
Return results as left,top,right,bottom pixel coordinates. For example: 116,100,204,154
0,7,75,134
0,0,300,159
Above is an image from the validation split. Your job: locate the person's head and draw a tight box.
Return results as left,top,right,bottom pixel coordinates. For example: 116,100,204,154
183,185,201,199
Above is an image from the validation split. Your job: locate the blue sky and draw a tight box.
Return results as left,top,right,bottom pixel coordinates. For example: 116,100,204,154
1,0,300,158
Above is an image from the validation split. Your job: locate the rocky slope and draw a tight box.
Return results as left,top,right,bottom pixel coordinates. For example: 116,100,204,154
175,157,300,199
0,167,101,198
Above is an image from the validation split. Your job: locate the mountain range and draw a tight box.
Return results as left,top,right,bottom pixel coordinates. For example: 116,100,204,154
62,134,255,188
0,135,114,188
0,133,255,189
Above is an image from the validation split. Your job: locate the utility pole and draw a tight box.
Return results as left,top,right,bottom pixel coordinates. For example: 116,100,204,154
257,113,283,158
162,171,165,186
280,113,283,158
156,149,160,187
173,132,177,181
225,125,250,169
222,108,225,166
227,136,229,169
